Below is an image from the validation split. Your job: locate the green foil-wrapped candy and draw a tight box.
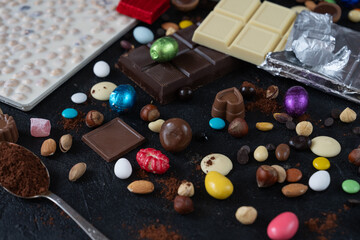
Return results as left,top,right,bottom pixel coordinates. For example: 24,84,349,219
150,37,179,62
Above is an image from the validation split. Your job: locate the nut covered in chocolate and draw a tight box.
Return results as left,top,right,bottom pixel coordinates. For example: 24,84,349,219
159,118,192,152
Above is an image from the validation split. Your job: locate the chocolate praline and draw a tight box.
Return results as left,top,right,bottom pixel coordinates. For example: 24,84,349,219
159,118,192,152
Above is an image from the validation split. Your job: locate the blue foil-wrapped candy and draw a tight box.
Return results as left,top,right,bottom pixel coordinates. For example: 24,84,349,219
109,85,136,113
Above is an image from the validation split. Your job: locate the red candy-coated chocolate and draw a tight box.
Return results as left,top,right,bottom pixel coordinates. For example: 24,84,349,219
116,0,170,24
136,148,170,174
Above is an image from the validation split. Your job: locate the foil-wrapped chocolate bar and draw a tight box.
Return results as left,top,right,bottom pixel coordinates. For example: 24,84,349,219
260,11,360,104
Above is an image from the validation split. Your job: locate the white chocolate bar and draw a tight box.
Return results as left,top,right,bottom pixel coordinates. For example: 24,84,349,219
0,0,137,111
193,0,295,65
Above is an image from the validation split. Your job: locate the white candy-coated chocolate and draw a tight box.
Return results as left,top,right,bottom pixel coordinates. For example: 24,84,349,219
201,153,233,176
310,136,341,158
93,61,110,78
90,81,117,101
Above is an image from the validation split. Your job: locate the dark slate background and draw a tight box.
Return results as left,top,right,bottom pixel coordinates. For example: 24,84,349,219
1,1,360,239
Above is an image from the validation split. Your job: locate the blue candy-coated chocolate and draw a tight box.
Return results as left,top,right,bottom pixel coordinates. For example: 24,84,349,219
62,108,78,119
209,118,225,130
109,85,136,113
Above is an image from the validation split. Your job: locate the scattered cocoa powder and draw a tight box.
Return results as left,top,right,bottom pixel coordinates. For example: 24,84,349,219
244,82,281,114
155,176,181,201
0,142,49,197
138,224,181,240
136,169,149,179
58,111,85,131
305,212,338,240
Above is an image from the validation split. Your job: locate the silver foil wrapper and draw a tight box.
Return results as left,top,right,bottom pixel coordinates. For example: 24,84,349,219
260,11,360,104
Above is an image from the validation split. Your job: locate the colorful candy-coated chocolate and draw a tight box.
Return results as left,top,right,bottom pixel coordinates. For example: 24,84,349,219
93,61,110,78
62,108,78,119
209,117,225,130
284,86,309,117
267,212,299,240
133,26,154,44
109,85,136,113
308,170,331,191
150,37,179,62
179,20,193,29
342,179,360,194
313,157,330,170
205,171,233,200
114,158,132,179
30,118,51,137
71,92,87,104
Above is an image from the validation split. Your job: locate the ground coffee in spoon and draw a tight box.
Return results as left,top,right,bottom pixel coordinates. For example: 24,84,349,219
0,142,49,197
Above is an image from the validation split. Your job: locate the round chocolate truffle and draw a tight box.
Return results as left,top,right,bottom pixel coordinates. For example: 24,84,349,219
159,118,192,152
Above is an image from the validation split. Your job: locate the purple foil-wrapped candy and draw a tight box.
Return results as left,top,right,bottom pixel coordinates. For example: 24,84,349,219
284,86,309,117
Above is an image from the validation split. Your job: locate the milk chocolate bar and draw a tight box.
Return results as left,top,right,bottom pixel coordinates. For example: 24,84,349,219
116,24,239,104
82,118,145,162
193,0,296,65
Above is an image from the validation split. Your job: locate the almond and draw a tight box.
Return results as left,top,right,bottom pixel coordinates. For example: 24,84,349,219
127,180,154,194
69,162,87,182
41,138,56,156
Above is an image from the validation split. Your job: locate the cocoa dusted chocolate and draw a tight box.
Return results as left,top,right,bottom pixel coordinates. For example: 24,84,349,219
159,118,192,152
116,24,239,104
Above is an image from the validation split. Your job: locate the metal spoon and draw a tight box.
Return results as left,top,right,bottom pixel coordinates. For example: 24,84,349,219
0,143,109,240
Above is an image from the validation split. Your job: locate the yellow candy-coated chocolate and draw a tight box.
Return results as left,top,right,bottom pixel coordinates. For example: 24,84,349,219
205,171,233,200
179,20,193,29
313,157,330,170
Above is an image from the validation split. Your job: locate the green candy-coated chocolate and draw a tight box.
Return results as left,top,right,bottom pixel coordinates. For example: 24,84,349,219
150,37,178,62
342,179,360,194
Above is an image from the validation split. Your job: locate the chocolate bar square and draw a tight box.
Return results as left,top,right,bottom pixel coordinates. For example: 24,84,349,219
82,118,145,162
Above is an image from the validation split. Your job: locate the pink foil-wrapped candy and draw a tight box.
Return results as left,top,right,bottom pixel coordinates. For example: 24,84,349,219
30,118,51,137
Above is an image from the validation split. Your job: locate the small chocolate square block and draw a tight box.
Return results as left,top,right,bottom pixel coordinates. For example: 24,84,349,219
82,118,145,162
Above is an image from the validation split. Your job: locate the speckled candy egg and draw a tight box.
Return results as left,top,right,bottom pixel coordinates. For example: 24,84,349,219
109,85,136,113
284,86,309,117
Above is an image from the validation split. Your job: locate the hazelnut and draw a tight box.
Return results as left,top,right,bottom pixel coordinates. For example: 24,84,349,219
256,165,278,188
85,110,104,128
174,195,194,215
59,134,72,153
340,107,357,123
348,148,360,166
228,118,248,138
41,138,57,156
235,206,257,225
295,121,313,136
178,181,195,197
140,104,160,122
